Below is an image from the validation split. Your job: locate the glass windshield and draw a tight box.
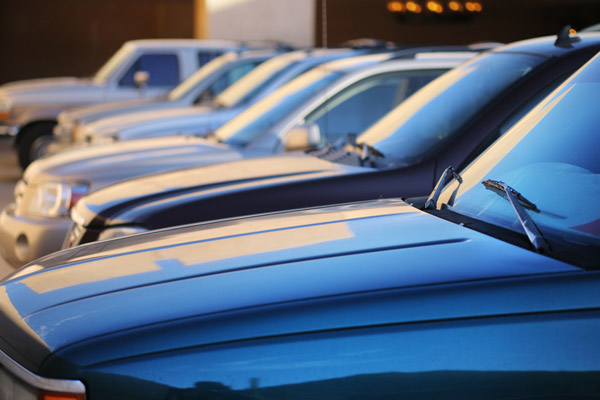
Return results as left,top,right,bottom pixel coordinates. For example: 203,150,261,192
437,54,600,265
213,52,307,109
93,44,135,84
168,52,239,101
358,52,546,165
216,68,344,146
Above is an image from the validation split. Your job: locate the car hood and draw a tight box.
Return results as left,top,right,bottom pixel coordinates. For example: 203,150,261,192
0,199,580,371
75,153,368,225
83,105,215,135
23,136,242,191
0,77,103,103
64,96,168,124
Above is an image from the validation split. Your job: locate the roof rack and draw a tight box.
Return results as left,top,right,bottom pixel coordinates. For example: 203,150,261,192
238,40,295,52
339,38,398,50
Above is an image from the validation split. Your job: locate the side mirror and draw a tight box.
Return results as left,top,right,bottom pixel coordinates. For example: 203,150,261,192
134,71,150,89
284,123,321,151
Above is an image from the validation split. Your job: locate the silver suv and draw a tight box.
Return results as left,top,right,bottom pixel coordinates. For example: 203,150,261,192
0,39,240,168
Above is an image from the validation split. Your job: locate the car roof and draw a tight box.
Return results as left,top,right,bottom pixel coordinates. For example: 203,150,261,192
492,32,600,57
123,38,242,50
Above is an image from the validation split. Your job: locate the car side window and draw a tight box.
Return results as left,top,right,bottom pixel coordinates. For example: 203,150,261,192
305,70,444,144
198,51,226,67
119,53,180,87
195,60,262,104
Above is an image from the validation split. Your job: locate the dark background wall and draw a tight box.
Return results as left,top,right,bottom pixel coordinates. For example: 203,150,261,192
1,0,599,85
0,0,194,85
316,0,600,46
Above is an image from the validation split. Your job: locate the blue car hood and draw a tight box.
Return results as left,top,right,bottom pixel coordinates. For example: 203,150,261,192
0,199,580,370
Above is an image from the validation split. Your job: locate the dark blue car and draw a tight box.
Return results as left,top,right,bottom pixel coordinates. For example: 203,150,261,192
66,32,600,247
0,46,599,399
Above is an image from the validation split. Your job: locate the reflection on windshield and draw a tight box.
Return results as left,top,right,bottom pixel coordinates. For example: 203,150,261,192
438,56,600,259
93,44,135,83
215,69,343,145
358,52,545,164
213,51,307,109
168,52,239,101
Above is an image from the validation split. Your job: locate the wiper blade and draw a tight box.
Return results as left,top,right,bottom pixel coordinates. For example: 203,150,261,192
425,166,462,209
482,179,539,211
482,179,550,252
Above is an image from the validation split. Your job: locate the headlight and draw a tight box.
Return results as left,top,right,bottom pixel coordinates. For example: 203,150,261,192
0,97,13,120
98,226,148,241
27,182,89,218
53,120,75,141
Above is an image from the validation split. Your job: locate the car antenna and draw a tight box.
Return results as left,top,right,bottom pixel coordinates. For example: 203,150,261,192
555,25,581,48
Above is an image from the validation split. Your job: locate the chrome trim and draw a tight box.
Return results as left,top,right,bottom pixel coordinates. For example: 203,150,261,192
0,348,86,393
0,125,18,136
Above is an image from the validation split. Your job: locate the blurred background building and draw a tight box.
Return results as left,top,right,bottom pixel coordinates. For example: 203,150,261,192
1,0,599,85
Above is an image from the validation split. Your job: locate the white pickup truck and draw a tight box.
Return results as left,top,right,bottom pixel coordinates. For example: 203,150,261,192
0,39,240,168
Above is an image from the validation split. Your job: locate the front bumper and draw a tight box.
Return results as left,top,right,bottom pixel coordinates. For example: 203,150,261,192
0,203,72,268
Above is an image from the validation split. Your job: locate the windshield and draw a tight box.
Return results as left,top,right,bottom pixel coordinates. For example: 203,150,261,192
437,54,600,266
212,52,307,109
167,52,239,101
93,44,135,83
216,68,344,146
358,52,546,165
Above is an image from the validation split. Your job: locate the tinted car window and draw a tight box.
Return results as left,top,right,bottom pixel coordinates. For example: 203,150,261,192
119,53,180,87
306,70,444,143
359,52,546,165
198,51,225,67
195,60,262,104
219,69,343,146
439,56,600,267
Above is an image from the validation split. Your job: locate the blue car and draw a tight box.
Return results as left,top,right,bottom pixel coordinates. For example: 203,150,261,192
0,48,599,400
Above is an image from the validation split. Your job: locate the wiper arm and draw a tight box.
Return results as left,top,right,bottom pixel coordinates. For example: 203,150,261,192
425,166,462,209
310,133,357,157
358,142,385,166
482,179,550,253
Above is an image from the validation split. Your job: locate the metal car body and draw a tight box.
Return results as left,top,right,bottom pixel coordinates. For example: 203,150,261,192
71,48,372,144
71,44,484,145
0,49,599,396
50,49,282,151
0,52,472,267
67,32,600,247
0,39,241,168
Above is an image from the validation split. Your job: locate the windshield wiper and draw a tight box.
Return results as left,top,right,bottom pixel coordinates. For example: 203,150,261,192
425,166,462,209
358,142,385,166
482,179,550,252
310,133,357,157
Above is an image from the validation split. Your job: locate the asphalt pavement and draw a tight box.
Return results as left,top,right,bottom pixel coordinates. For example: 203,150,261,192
0,137,20,278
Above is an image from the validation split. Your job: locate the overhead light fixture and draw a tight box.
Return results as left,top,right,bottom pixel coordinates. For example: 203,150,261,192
406,1,422,13
427,1,443,13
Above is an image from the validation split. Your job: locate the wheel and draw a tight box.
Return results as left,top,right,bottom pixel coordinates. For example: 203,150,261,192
17,121,57,170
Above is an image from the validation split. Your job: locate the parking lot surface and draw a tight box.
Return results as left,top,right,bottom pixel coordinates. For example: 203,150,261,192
0,137,19,278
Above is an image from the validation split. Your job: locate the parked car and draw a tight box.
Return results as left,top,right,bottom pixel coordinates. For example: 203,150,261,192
70,48,373,146
50,48,288,153
65,32,600,248
71,44,480,146
1,48,599,398
0,52,472,267
0,39,241,168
